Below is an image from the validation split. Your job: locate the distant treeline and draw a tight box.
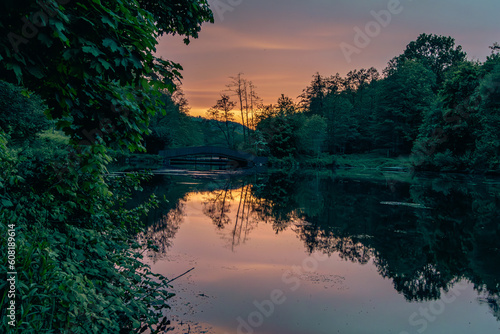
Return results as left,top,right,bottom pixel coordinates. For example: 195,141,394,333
257,34,499,173
160,34,499,173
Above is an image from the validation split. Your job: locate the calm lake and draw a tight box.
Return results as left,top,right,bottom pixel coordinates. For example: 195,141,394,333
133,170,500,334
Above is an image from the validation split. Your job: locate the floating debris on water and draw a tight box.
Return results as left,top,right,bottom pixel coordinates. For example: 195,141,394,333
380,201,431,209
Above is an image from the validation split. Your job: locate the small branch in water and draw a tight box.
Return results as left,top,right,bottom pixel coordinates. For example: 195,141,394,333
380,201,431,209
167,267,195,284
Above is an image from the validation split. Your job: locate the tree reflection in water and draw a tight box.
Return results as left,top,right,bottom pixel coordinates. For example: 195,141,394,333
202,181,260,250
135,171,500,317
136,202,185,261
202,180,234,230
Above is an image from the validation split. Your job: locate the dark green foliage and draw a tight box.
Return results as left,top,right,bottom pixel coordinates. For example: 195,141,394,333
323,94,359,154
385,33,467,86
257,35,497,173
473,63,500,170
299,73,328,115
0,131,174,333
276,94,297,116
296,114,327,155
0,0,212,151
0,80,50,143
374,60,436,155
257,114,298,159
0,1,213,332
412,60,499,172
136,0,213,42
145,90,203,153
143,90,237,153
341,68,380,152
296,69,380,154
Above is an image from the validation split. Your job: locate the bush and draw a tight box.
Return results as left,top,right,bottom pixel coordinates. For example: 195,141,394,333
299,153,335,168
431,150,459,172
268,154,298,168
0,132,173,333
0,81,50,144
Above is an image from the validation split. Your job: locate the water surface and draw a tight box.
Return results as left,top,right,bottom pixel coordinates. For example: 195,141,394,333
135,171,500,334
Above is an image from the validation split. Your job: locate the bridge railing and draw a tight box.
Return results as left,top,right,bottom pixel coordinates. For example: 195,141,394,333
158,146,268,168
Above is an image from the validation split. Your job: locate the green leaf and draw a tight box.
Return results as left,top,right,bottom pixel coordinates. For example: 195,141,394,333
82,46,104,57
1,199,13,207
98,59,112,71
27,66,45,79
129,55,142,69
11,64,22,83
77,3,89,10
38,33,54,48
101,16,116,29
52,20,68,43
103,38,118,52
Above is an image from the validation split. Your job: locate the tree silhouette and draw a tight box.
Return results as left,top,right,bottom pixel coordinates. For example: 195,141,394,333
206,94,237,148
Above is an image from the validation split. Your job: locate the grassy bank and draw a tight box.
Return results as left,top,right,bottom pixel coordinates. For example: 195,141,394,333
334,153,412,170
268,153,411,170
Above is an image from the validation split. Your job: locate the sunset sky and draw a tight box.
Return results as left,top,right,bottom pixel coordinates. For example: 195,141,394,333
157,0,500,117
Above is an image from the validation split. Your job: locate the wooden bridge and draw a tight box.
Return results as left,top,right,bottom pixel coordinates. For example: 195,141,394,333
158,146,268,169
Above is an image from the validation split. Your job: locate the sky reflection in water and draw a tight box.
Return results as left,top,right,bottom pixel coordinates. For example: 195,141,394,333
136,171,500,334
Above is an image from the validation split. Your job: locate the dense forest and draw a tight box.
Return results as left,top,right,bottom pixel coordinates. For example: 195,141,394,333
286,35,500,173
0,0,499,332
